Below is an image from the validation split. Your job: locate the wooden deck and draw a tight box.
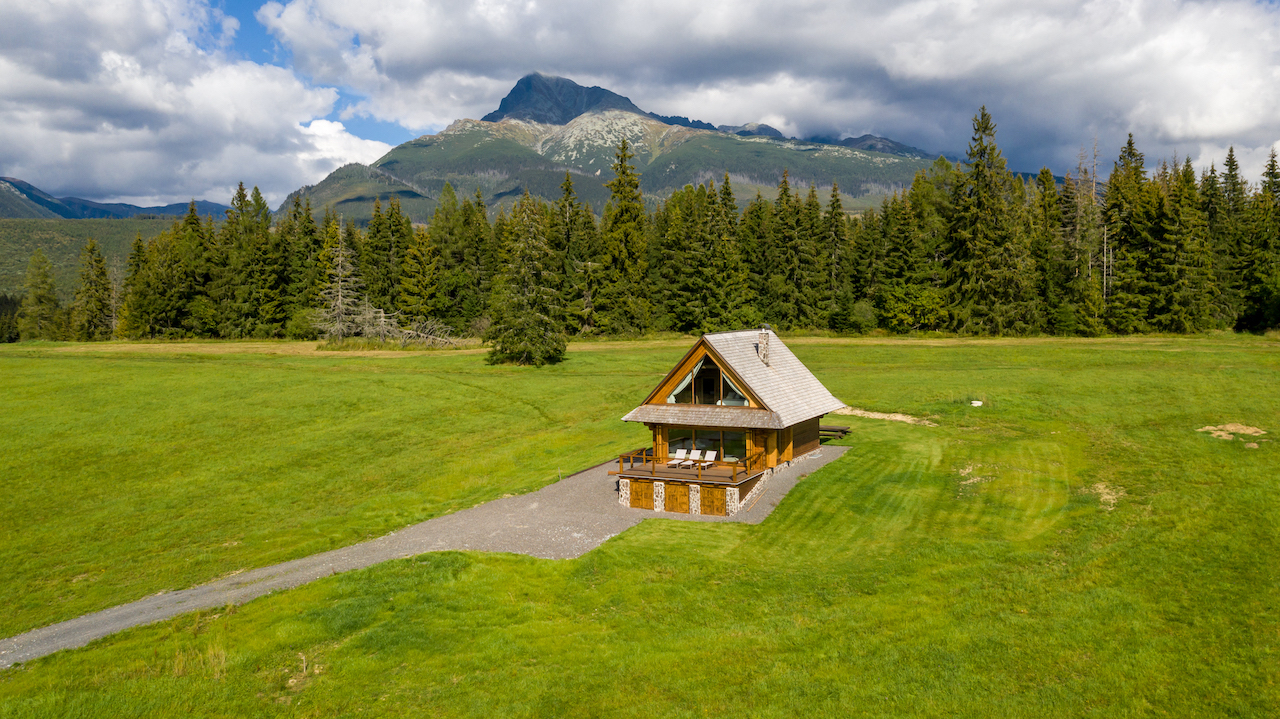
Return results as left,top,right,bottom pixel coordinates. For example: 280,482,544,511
612,457,765,486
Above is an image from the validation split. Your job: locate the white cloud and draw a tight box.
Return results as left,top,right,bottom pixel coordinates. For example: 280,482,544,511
258,0,1280,178
5,0,1280,202
0,0,389,206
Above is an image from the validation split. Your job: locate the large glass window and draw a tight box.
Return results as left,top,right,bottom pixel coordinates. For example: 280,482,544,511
668,428,693,452
665,355,750,407
722,431,746,462
667,370,694,404
694,431,719,455
694,362,721,405
720,376,748,406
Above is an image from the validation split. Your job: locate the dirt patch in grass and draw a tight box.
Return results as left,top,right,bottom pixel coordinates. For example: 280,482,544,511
1084,482,1125,511
1196,424,1267,441
834,406,939,427
957,464,991,485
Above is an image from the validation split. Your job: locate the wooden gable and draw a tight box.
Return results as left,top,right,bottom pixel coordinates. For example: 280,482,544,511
640,337,764,410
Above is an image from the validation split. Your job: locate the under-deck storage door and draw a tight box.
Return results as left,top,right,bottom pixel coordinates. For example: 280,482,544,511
701,486,726,516
666,483,690,513
630,480,654,510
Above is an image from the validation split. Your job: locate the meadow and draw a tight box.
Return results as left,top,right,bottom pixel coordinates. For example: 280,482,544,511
0,335,1277,716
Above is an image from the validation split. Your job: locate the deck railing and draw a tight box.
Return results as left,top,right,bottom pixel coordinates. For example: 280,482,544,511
615,448,767,483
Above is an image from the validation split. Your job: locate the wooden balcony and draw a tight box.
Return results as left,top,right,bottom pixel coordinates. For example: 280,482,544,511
611,448,766,485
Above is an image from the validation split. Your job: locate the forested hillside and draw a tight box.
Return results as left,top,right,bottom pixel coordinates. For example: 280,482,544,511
8,109,1279,345
0,218,174,296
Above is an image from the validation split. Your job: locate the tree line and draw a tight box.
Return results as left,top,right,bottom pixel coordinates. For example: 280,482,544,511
8,108,1279,362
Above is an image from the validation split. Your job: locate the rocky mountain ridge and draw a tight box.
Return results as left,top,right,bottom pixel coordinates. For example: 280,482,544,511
281,73,938,224
0,177,230,220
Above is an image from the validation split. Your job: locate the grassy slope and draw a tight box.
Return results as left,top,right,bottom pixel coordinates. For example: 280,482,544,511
1,336,1278,716
0,342,658,639
0,219,175,299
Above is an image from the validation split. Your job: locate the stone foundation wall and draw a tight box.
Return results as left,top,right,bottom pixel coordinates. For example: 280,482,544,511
614,448,824,516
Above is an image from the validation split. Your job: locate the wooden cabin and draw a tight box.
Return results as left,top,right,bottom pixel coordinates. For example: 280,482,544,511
613,327,845,516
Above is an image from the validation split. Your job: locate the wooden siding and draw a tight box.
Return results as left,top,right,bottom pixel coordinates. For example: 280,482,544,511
793,417,821,457
780,426,794,462
701,485,726,516
665,483,690,513
630,480,654,510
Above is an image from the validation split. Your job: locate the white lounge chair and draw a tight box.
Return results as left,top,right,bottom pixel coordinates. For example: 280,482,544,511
698,450,717,469
666,448,688,467
680,450,702,468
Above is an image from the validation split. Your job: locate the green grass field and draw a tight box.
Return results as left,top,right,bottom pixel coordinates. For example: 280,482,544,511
1,336,1277,716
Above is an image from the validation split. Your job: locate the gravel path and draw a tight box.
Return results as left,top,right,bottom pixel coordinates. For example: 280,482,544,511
0,446,847,669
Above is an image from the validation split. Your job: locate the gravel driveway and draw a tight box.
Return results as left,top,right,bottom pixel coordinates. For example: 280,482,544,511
0,445,847,669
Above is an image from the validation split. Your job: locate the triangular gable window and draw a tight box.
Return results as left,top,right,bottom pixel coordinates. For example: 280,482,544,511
665,355,749,406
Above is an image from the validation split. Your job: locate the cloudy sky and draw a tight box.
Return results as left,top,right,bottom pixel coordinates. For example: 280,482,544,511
3,0,1279,207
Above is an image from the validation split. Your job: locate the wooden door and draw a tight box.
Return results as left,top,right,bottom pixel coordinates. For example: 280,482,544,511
630,480,653,510
665,483,689,513
701,486,726,516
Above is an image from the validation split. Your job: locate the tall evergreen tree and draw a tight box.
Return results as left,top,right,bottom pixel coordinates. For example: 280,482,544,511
947,107,1039,334
765,171,809,328
71,239,113,340
315,213,367,340
597,138,650,333
17,249,62,340
1149,158,1215,332
1103,135,1158,333
1234,151,1280,329
486,192,566,365
1058,170,1106,335
361,198,408,312
554,174,603,334
398,226,442,324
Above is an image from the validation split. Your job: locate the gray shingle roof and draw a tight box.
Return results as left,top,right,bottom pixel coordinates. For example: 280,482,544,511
622,329,845,429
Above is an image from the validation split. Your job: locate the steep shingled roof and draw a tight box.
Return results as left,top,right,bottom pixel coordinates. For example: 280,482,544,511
622,329,845,429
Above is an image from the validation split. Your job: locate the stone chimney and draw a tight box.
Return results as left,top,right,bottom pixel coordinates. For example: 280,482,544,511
758,324,771,366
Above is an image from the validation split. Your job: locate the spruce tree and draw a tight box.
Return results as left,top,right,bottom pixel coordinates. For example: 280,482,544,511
554,175,603,335
1103,136,1157,333
0,293,20,343
17,249,62,340
117,235,149,338
486,192,566,365
947,107,1038,334
71,239,113,340
362,199,395,309
796,184,826,327
1149,158,1215,332
737,193,773,304
597,138,650,333
766,171,804,328
398,226,442,324
1058,171,1106,336
822,183,849,313
315,214,366,340
283,196,324,337
177,201,220,337
1239,150,1280,329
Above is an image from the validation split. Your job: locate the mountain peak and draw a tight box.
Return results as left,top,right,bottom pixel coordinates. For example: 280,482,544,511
482,73,645,125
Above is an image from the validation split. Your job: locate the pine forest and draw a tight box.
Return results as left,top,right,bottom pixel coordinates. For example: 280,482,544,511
7,110,1280,362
